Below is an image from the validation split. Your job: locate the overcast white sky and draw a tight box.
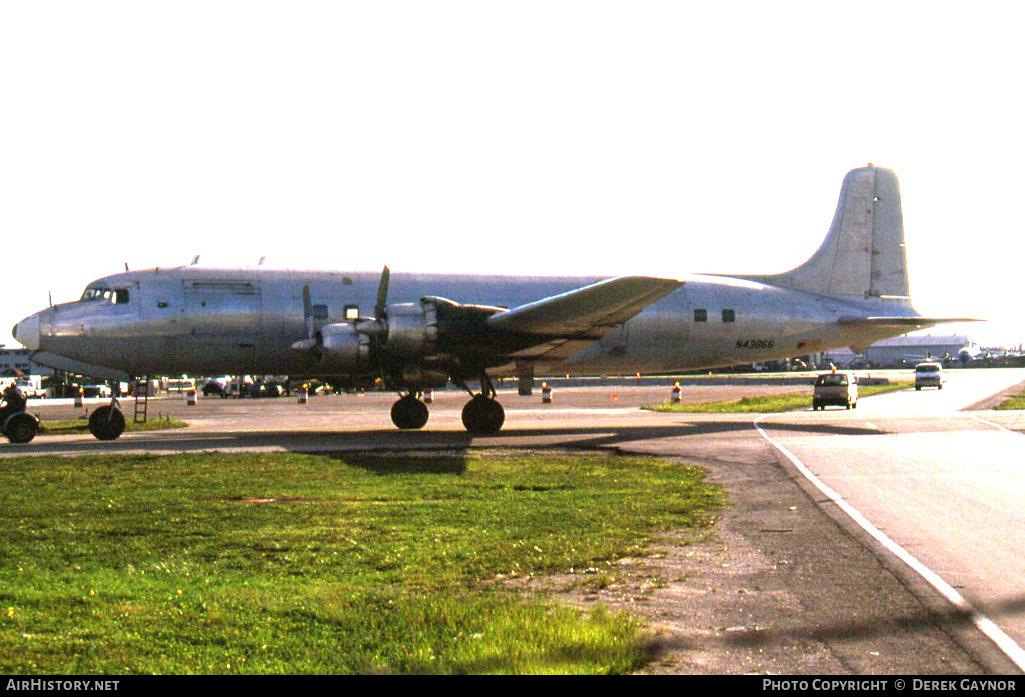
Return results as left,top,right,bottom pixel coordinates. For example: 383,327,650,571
3,2,1023,348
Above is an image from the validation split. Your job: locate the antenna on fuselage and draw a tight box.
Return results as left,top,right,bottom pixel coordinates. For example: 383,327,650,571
258,256,266,265
48,291,52,308
191,255,200,265
124,263,129,272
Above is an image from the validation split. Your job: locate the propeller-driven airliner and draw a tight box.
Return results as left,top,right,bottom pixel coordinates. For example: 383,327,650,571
11,165,973,440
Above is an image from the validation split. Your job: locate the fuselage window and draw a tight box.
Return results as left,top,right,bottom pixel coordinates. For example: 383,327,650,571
722,309,736,323
694,309,707,322
344,305,360,321
312,304,329,321
114,289,130,304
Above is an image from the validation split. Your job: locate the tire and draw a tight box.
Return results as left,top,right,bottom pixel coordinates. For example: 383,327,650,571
88,406,126,441
461,395,505,435
3,413,38,444
390,396,429,430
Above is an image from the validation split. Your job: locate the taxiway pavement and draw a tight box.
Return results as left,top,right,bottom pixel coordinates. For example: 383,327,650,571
4,369,1025,674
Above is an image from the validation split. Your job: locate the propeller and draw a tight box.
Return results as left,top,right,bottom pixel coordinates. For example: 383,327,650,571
290,284,319,354
292,266,392,356
303,284,315,340
374,265,390,321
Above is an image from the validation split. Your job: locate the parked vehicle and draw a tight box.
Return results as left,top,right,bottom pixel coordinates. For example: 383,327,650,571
202,377,231,397
813,371,858,410
915,362,945,390
166,378,196,393
82,384,113,398
14,377,46,399
1,386,39,443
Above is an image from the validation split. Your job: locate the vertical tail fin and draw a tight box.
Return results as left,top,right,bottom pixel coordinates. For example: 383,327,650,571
746,165,910,300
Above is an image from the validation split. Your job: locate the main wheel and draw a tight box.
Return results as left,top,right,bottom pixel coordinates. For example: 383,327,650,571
88,405,126,441
390,396,429,430
461,395,505,435
3,413,38,444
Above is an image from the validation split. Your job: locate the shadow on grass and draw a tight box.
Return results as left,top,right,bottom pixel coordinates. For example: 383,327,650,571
323,452,469,476
2,418,887,459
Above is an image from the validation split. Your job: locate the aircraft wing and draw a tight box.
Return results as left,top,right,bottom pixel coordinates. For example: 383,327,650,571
486,276,682,361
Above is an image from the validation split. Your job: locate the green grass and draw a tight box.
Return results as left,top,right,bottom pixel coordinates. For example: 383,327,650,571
994,390,1025,410
0,452,723,674
36,416,188,436
646,382,912,413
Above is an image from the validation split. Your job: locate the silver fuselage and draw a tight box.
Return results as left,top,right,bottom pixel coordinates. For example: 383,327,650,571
15,266,917,380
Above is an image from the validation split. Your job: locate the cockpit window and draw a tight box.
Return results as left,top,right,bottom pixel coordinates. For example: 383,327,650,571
81,287,106,302
81,287,130,304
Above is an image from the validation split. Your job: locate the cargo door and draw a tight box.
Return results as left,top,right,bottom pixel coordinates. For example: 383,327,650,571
183,280,264,372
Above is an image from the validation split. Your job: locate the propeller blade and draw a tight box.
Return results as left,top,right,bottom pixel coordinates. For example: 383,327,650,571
374,266,390,320
302,284,314,340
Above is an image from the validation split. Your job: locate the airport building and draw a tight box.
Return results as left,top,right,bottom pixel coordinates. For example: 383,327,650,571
863,334,970,367
0,347,54,377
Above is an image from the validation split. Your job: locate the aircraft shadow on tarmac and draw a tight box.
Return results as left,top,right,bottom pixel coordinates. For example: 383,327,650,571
3,419,886,458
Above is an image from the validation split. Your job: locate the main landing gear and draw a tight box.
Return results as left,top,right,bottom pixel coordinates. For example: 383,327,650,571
390,393,429,430
388,373,505,436
460,394,505,435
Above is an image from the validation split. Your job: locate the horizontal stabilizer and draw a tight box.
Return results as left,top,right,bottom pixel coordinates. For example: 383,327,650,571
838,316,984,328
487,276,682,337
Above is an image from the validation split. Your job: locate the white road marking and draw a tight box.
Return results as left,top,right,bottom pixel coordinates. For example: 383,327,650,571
753,413,1025,672
968,413,1023,438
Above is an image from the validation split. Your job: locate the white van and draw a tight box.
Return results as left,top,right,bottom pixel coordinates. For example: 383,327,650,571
915,362,944,390
166,378,196,393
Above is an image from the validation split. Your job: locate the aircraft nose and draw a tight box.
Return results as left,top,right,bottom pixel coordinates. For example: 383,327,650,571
13,313,41,351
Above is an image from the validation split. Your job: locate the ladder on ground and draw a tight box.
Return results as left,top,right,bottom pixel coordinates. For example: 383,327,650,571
133,376,149,424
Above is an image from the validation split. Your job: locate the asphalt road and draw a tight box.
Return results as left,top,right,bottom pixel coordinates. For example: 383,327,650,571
5,369,1025,673
755,368,1025,673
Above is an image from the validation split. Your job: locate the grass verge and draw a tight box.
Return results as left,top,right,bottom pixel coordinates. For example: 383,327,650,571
994,390,1025,410
0,452,723,674
37,416,188,436
645,382,912,413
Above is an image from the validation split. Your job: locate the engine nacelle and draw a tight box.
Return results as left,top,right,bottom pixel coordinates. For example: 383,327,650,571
384,302,438,357
400,365,449,389
318,323,370,373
